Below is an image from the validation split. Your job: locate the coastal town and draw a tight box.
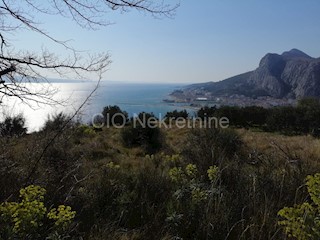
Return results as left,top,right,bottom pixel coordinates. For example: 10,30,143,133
164,89,296,108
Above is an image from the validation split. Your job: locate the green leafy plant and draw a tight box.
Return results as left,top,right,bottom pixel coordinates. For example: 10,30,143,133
47,205,76,230
166,164,221,238
207,166,219,183
0,185,47,236
0,185,76,239
278,173,320,240
77,124,96,136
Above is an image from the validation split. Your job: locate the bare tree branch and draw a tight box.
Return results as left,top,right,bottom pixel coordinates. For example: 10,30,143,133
0,0,179,105
0,65,15,77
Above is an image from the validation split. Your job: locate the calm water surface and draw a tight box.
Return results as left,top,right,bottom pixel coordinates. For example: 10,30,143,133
1,81,191,131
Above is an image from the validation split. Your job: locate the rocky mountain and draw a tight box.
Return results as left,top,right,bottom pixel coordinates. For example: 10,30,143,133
186,49,320,99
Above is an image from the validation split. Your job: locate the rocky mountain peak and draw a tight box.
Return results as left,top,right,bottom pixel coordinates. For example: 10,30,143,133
282,48,313,59
185,49,320,99
258,53,286,78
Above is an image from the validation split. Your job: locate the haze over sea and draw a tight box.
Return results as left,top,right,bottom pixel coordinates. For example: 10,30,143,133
2,81,189,132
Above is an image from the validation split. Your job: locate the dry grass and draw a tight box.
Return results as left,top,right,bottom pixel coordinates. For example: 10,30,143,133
239,129,320,173
9,126,320,175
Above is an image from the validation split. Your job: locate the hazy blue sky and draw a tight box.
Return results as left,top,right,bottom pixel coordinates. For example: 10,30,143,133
15,0,320,83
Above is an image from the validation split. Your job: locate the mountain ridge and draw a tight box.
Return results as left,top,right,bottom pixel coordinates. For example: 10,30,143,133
185,49,320,99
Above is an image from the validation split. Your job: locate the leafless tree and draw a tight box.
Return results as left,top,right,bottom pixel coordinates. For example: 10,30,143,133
0,0,179,105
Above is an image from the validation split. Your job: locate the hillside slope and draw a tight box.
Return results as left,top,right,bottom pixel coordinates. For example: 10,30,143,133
186,49,320,99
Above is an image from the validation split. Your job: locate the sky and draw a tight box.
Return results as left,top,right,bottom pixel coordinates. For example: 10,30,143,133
13,0,320,84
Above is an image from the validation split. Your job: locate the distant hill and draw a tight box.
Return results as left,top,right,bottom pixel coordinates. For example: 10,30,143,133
186,49,320,99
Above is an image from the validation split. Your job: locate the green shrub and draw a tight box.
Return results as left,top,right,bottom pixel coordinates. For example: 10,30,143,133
166,164,222,239
182,127,243,171
0,114,27,137
102,105,128,126
197,106,268,128
278,173,320,240
121,112,163,154
76,124,96,137
265,98,320,136
41,112,75,132
0,185,76,239
165,110,189,120
83,160,172,237
197,106,217,120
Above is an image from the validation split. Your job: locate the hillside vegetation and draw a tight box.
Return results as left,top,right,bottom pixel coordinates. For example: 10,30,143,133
1,106,320,239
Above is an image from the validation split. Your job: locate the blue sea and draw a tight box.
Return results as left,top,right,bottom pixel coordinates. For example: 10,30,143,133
89,81,189,117
2,81,193,132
